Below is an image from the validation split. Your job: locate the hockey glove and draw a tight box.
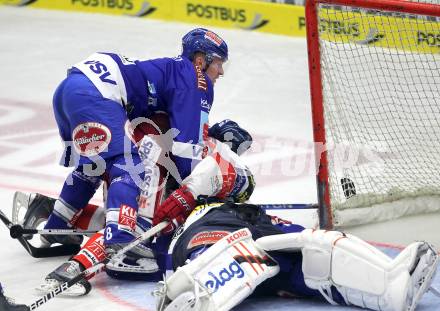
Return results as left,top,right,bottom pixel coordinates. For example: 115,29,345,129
152,185,196,235
208,119,252,155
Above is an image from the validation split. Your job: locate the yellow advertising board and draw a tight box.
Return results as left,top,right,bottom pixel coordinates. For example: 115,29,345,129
169,0,306,36
318,8,440,54
2,0,440,54
0,0,170,18
0,0,307,37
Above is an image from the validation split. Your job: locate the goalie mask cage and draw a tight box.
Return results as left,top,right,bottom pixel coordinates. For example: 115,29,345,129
306,0,440,229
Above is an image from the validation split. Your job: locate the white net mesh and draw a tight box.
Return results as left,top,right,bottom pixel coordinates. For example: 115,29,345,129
316,1,440,225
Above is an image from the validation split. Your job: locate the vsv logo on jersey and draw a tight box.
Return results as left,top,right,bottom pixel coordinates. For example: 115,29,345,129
84,60,116,85
118,204,137,232
204,260,245,293
139,140,154,158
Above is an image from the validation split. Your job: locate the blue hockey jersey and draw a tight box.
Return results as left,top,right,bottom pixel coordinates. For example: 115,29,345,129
70,52,214,180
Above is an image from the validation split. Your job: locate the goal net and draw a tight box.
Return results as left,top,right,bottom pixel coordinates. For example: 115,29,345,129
306,0,440,228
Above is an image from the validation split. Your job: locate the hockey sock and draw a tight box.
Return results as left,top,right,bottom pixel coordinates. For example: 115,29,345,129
72,232,106,274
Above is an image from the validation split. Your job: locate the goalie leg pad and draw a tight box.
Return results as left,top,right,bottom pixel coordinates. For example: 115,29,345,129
155,228,280,311
256,229,439,311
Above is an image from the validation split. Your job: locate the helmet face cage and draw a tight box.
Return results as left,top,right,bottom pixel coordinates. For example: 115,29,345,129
181,28,228,66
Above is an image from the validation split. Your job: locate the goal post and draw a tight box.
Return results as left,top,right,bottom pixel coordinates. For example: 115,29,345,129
306,0,440,229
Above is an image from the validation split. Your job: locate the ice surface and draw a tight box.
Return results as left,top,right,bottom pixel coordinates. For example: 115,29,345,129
0,5,438,311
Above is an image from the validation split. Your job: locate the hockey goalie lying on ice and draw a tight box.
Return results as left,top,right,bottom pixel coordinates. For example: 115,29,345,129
156,203,439,311
6,138,440,311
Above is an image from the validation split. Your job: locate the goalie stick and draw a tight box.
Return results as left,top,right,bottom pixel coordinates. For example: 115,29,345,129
8,224,98,239
0,209,80,258
3,221,168,311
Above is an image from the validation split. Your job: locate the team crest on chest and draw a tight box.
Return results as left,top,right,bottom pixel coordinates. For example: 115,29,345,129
72,122,112,157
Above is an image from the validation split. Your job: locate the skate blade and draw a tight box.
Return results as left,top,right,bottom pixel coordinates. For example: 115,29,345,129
36,280,87,297
106,256,159,274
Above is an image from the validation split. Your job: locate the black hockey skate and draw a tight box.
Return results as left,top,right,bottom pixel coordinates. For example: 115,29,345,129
37,260,91,297
0,283,29,311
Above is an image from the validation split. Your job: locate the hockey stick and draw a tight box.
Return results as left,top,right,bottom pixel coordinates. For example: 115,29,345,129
0,209,80,258
4,221,168,311
8,224,98,239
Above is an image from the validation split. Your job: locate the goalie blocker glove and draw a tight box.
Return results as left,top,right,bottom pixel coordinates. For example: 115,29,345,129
152,185,196,235
208,119,252,156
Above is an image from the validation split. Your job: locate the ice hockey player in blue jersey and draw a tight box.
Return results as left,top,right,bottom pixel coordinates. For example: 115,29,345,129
38,27,234,281
18,126,254,296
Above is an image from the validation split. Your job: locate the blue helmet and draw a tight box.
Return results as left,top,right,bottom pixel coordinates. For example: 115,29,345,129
181,28,228,65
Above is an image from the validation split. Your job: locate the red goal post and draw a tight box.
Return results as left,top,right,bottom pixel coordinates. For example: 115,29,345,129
306,0,440,229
